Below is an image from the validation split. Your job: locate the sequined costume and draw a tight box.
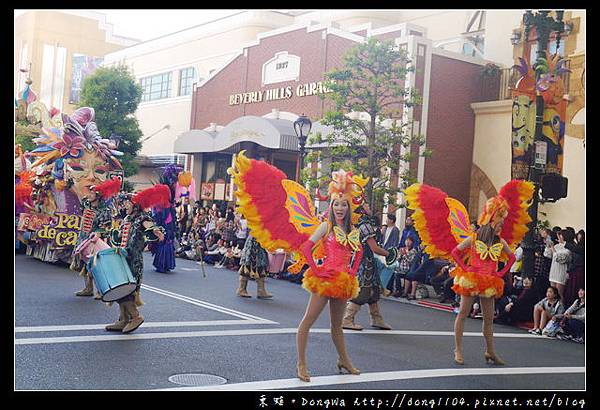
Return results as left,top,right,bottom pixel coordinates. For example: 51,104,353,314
301,226,361,300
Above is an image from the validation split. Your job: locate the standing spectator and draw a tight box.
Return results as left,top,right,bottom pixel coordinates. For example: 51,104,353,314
177,197,191,238
534,228,553,290
235,214,249,249
557,288,585,343
495,276,539,325
399,216,421,249
221,220,237,245
529,286,564,335
564,229,585,306
380,213,400,251
225,207,235,223
393,236,418,298
546,229,573,303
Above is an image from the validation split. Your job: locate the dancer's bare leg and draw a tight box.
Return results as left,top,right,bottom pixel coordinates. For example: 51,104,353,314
329,298,359,373
296,293,329,380
480,296,505,364
454,295,474,363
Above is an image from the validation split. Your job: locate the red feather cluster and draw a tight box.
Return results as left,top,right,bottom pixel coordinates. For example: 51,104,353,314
242,158,308,249
132,184,171,210
93,177,122,199
415,184,458,254
15,171,35,206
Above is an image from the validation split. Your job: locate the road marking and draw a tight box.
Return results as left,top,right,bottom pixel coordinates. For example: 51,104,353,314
15,327,546,345
156,366,585,391
141,284,274,322
15,320,275,333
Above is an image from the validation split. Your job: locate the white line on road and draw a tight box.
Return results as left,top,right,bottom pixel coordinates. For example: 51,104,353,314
15,327,544,345
157,366,586,391
15,320,275,333
140,284,275,322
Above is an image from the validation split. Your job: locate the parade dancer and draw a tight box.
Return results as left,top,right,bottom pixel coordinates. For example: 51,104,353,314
229,151,368,382
342,202,398,331
71,177,121,298
150,164,179,273
404,180,534,365
237,234,272,299
105,186,167,333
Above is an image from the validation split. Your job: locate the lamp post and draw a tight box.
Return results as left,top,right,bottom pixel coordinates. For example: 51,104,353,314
293,113,312,182
520,10,565,281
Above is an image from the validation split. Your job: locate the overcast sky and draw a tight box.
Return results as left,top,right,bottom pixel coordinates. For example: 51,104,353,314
14,9,245,41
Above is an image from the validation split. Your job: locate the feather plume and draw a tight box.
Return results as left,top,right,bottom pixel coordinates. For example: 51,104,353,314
132,184,171,210
92,176,122,199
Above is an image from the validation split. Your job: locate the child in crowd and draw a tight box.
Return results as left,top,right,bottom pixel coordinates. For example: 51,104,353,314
529,286,564,335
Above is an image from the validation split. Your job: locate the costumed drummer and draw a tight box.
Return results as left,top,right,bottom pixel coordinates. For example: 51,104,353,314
342,201,398,331
104,186,167,333
404,180,534,365
70,177,121,298
229,151,368,382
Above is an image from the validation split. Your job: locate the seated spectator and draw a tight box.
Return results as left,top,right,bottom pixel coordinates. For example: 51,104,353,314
495,276,539,325
430,263,455,304
393,237,418,299
403,242,428,300
202,239,226,265
529,286,564,335
216,241,236,269
556,288,585,343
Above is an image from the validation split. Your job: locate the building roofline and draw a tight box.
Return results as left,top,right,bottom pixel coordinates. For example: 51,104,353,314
104,10,294,63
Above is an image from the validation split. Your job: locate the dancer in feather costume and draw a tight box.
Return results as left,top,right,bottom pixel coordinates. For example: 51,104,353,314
229,151,368,382
404,180,534,365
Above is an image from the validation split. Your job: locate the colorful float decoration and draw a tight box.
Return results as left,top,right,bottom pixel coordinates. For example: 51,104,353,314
15,74,124,262
511,51,571,179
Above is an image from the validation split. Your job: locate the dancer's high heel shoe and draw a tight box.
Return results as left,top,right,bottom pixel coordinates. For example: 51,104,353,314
484,352,505,365
337,358,361,375
453,349,464,365
297,363,311,382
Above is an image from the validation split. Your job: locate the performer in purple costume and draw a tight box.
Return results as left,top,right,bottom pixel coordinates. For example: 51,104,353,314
150,164,179,273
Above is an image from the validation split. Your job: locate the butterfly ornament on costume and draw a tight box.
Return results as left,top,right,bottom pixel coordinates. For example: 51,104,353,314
333,226,361,251
474,240,504,262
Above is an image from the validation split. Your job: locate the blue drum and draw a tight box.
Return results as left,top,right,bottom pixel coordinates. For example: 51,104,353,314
88,248,137,302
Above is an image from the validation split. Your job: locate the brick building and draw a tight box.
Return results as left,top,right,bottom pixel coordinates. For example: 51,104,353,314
175,21,496,220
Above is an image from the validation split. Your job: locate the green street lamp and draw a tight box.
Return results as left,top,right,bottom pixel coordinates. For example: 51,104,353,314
293,113,312,182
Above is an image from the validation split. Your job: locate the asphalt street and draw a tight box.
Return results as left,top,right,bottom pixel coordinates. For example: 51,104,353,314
15,253,585,390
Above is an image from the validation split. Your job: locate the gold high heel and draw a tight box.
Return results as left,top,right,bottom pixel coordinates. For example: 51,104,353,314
337,358,360,375
484,352,505,365
454,349,464,365
297,363,311,382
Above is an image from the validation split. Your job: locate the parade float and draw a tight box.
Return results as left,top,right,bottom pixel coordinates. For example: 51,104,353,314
15,75,124,263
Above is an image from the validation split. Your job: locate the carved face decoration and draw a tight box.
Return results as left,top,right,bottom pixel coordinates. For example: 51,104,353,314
65,149,109,201
511,95,535,158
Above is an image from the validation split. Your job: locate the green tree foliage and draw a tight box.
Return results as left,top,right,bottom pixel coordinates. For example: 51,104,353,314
305,38,431,211
15,132,36,152
79,65,143,177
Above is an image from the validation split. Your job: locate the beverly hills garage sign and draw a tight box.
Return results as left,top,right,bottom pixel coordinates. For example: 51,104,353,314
228,81,334,106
